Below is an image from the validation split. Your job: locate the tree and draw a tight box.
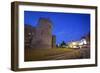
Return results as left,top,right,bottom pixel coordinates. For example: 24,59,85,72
60,41,66,48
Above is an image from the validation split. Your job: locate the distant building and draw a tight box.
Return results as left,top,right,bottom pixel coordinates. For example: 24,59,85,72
25,18,56,49
67,33,90,48
80,33,90,48
67,41,79,48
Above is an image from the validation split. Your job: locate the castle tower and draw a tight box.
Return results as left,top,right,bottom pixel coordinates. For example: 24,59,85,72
32,18,53,49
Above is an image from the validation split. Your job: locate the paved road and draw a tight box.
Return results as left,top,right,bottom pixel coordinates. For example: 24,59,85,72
44,48,90,60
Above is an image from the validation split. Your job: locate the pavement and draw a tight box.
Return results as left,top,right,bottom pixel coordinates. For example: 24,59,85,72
44,48,90,60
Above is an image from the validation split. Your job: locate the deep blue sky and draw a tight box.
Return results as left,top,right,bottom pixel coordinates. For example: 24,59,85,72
24,11,90,44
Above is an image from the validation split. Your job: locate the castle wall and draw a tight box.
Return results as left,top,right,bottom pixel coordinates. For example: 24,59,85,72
24,25,35,48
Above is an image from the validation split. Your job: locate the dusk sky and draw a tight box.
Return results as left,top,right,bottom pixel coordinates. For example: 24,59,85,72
24,11,90,44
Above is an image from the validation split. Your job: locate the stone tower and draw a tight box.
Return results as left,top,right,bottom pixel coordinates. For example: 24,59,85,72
32,18,52,49
52,35,56,48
